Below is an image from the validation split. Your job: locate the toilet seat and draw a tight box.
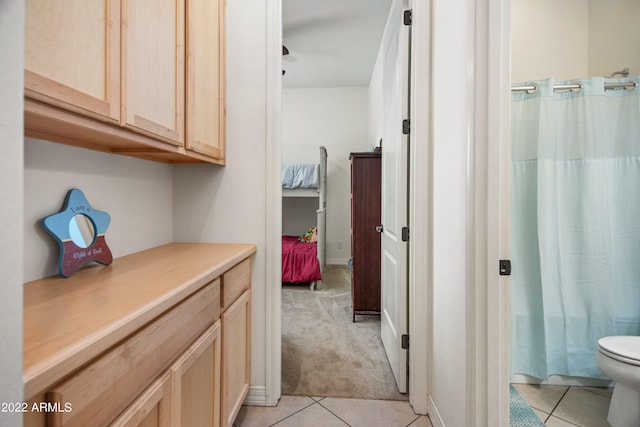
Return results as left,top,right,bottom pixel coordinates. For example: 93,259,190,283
598,336,640,367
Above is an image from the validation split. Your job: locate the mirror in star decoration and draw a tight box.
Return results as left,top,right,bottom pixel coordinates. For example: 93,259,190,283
41,189,113,277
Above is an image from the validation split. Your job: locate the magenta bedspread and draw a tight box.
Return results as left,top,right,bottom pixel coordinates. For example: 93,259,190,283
282,235,322,283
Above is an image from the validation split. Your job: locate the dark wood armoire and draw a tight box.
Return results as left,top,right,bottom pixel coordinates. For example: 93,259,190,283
349,152,381,322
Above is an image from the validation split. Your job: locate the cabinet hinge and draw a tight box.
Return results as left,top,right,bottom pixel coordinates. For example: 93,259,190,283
401,334,410,349
401,227,410,242
403,10,412,26
499,259,511,276
402,119,410,135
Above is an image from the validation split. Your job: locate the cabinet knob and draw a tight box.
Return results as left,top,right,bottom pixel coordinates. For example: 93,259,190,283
375,225,383,233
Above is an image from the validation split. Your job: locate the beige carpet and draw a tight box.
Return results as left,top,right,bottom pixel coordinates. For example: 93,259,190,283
281,265,407,400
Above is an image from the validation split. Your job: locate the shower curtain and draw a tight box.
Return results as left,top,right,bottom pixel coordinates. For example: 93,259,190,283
510,76,640,380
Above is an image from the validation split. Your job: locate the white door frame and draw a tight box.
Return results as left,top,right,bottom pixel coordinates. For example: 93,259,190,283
407,0,431,415
264,0,283,407
263,0,511,423
264,0,431,412
463,0,511,424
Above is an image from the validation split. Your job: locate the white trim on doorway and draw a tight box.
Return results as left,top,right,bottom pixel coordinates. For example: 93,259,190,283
264,0,432,410
264,1,511,424
486,0,512,424
465,0,512,425
263,0,433,416
408,0,431,416
265,0,283,408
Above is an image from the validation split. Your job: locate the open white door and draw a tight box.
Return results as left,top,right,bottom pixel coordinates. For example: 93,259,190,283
380,0,410,394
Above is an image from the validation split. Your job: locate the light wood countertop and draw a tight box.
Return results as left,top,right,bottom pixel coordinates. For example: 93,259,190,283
23,242,256,400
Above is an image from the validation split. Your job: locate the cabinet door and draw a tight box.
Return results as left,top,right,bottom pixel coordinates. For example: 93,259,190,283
170,321,221,427
221,290,251,427
122,0,185,146
25,0,120,122
109,372,171,427
186,0,226,161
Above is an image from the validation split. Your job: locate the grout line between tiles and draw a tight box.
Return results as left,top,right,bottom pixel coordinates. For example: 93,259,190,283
316,400,353,426
547,415,581,427
405,414,423,426
547,386,573,423
536,408,551,425
269,399,321,426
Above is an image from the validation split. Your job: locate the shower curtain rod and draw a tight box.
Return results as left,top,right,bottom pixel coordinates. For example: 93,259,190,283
511,81,637,93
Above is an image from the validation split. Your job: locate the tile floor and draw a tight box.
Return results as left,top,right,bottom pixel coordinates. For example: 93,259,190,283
234,395,432,427
513,384,614,427
235,385,613,426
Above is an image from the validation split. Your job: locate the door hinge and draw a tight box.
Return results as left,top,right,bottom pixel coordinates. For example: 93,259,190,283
401,334,410,349
499,259,511,276
403,10,412,26
401,227,410,242
402,119,410,135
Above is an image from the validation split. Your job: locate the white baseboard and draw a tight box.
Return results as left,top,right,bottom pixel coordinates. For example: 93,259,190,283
512,374,613,388
427,396,445,427
243,386,272,406
326,258,350,266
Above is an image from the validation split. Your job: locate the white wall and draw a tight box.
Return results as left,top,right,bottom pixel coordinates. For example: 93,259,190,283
282,197,317,236
368,56,384,147
511,0,589,82
24,139,174,282
588,0,640,77
282,87,371,264
512,0,640,83
0,2,24,426
173,0,269,399
429,0,471,425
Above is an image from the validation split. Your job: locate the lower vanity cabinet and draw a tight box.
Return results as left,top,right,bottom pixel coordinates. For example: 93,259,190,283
111,320,223,427
23,243,255,427
109,372,172,427
43,281,220,427
221,290,251,427
220,258,252,427
169,321,222,427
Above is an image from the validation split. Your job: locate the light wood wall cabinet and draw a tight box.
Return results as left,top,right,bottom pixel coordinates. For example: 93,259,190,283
24,0,226,165
186,0,226,160
122,0,185,146
25,0,121,123
23,243,255,427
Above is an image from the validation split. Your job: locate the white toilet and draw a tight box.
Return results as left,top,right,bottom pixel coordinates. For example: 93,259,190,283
597,336,640,427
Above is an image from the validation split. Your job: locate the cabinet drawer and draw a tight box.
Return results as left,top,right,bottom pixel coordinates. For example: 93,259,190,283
221,259,251,309
45,279,220,427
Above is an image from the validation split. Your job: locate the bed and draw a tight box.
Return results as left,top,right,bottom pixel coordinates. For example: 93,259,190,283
281,146,327,290
281,235,322,283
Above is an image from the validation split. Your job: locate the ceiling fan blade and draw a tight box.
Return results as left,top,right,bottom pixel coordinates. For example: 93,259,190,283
282,44,297,62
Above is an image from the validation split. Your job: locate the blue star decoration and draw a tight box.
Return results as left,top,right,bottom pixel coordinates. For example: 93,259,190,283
41,189,113,277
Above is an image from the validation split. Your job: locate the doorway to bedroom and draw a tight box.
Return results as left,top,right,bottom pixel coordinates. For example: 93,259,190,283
279,0,407,400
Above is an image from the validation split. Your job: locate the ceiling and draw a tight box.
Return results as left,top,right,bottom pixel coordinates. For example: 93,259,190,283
282,0,392,88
